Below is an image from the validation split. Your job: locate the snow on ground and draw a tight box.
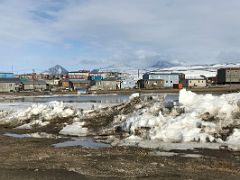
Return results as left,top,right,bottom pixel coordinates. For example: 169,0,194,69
1,90,240,150
111,89,240,149
154,63,240,78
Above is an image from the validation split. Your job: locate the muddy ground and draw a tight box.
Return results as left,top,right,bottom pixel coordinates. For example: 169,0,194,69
0,128,240,180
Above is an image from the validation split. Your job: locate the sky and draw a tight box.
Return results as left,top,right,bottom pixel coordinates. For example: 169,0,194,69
1,0,240,73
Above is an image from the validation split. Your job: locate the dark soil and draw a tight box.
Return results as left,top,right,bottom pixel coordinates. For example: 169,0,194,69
0,128,240,180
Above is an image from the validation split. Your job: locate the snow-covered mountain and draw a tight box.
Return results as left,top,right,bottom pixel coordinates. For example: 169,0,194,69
98,62,240,79
150,60,183,68
152,63,240,78
44,65,68,75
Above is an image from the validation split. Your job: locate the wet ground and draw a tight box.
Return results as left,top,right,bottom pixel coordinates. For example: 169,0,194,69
0,128,240,180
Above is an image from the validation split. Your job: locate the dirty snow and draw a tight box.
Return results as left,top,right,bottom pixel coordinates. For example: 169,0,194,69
1,90,240,151
115,89,240,148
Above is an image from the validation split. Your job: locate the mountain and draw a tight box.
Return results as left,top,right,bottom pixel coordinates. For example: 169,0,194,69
150,60,185,68
44,65,68,75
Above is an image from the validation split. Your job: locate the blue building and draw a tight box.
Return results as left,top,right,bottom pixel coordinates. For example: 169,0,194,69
0,73,15,78
88,75,103,81
143,72,185,87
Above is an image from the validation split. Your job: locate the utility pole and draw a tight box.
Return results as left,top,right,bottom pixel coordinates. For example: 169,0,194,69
32,69,36,91
230,67,232,93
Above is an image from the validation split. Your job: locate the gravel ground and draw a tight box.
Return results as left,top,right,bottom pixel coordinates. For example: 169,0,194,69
0,128,240,180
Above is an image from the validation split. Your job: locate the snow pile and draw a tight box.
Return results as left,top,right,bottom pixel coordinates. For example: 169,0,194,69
129,93,140,100
227,129,240,144
118,89,240,144
0,101,82,129
1,90,240,147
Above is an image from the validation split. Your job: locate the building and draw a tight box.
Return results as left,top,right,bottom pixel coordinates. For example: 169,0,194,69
101,72,121,80
21,79,47,91
88,73,103,81
61,79,73,90
137,79,164,89
90,80,121,91
70,79,91,91
217,68,240,84
66,71,90,80
0,73,15,79
17,73,37,80
143,72,185,87
45,79,61,86
120,79,136,89
184,78,207,88
0,78,21,92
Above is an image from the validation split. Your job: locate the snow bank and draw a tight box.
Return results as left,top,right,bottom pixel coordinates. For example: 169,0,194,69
119,89,240,144
129,93,140,100
2,90,240,148
227,129,240,144
0,101,82,129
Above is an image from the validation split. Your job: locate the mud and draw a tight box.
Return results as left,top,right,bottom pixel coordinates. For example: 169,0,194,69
0,128,240,180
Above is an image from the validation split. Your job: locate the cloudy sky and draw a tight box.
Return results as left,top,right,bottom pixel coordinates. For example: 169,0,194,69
1,0,240,72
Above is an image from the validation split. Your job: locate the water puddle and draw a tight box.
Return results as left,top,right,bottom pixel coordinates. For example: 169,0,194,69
52,137,111,149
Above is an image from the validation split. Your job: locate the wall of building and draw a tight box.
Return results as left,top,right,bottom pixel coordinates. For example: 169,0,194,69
143,73,180,87
94,81,120,90
218,68,240,83
0,73,15,79
72,81,91,90
0,83,18,92
121,80,136,89
138,80,164,89
187,79,206,87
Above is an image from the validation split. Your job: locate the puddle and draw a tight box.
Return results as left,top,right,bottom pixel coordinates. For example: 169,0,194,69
52,137,111,149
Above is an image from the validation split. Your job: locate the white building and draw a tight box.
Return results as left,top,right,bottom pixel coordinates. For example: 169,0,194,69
143,72,185,87
185,78,207,88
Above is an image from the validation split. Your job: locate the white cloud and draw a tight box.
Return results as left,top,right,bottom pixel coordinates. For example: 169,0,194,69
1,0,240,70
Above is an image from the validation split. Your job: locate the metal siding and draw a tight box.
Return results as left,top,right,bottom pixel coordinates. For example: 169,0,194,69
146,74,179,87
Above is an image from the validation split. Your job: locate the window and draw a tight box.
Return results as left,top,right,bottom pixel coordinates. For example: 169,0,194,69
170,81,172,83
166,81,168,83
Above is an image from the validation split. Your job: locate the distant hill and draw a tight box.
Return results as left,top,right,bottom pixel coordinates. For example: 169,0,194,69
150,60,183,68
44,65,68,75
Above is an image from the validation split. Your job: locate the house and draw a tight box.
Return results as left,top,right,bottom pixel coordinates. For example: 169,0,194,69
17,73,36,80
0,78,21,92
66,70,90,80
21,79,47,91
137,79,164,89
70,79,91,91
217,68,240,84
45,79,61,86
88,73,103,81
184,78,207,88
101,72,121,80
143,72,185,87
90,79,121,91
61,79,73,90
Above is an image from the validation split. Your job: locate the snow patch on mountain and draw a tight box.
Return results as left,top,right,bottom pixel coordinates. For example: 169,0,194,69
44,65,68,75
